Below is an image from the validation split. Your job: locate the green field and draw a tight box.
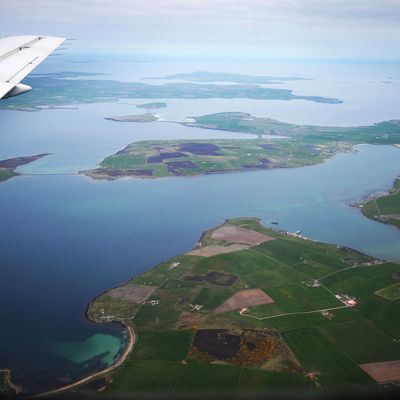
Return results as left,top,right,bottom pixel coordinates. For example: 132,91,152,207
110,327,313,396
87,218,400,396
361,176,400,229
82,112,400,181
375,283,400,300
320,320,400,363
283,328,377,392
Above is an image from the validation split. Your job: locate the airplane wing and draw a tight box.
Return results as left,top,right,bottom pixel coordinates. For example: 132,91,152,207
0,35,65,99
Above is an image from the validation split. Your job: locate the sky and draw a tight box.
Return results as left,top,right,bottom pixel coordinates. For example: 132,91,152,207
1,0,400,59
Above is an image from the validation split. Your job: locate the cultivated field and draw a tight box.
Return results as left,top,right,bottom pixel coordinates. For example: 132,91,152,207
215,288,274,314
210,225,275,246
360,360,400,383
87,217,400,396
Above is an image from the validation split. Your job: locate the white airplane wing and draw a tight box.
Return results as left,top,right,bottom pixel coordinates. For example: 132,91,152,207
0,35,65,99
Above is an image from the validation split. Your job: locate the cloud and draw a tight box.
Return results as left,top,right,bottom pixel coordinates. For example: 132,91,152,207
1,1,399,57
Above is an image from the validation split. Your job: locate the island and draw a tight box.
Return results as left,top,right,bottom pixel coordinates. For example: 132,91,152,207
0,154,50,182
81,114,400,181
359,176,400,229
0,72,341,111
81,217,400,397
147,71,310,84
183,112,400,144
105,113,158,123
136,102,167,109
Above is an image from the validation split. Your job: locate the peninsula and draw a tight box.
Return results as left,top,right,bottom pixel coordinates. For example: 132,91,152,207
0,154,50,182
182,112,400,145
136,102,167,109
105,113,158,123
81,113,400,181
359,176,400,229
85,217,400,397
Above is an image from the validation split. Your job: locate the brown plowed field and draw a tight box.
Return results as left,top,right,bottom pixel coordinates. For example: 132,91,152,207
211,225,275,246
360,360,400,383
215,288,274,314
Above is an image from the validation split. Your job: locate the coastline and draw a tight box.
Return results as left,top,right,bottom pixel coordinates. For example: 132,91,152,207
28,323,136,399
63,217,390,395
0,369,23,396
351,174,399,209
352,174,400,229
80,150,345,182
1,290,137,398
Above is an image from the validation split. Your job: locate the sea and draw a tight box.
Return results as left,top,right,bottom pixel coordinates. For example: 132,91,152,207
0,53,400,394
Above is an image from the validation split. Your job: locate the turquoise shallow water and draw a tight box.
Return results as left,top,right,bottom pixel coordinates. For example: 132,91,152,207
46,334,122,365
0,57,400,394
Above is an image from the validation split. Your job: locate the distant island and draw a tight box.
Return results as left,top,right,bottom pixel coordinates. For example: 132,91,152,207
0,154,50,182
147,71,310,84
0,72,341,111
136,102,167,109
105,113,158,123
81,217,399,397
358,176,400,229
81,113,400,181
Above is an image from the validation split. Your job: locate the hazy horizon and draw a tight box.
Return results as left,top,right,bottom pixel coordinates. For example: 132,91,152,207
1,0,400,60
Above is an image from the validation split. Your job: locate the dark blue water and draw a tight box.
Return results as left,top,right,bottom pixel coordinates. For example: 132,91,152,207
1,144,400,392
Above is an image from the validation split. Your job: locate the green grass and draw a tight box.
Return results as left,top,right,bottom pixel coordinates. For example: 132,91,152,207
192,287,235,311
89,294,140,320
375,283,400,300
374,301,400,338
174,362,241,394
111,359,314,397
283,328,377,391
320,320,400,363
322,263,399,301
375,191,400,215
132,296,182,330
132,330,193,361
110,360,182,394
237,368,315,397
362,177,400,229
